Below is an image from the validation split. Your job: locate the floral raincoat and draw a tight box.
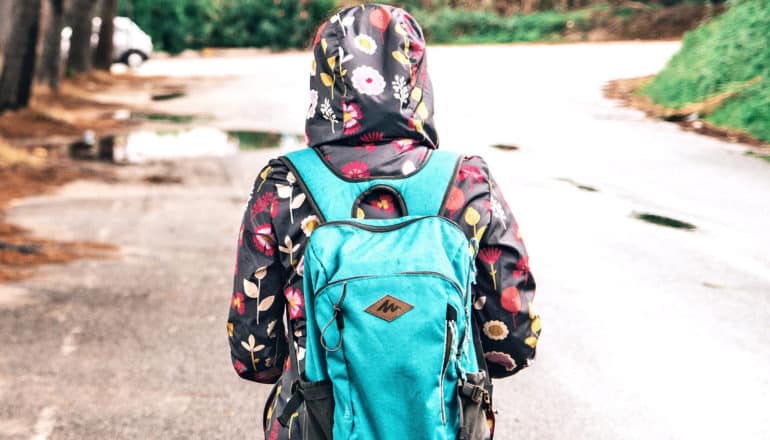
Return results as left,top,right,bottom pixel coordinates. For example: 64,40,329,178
228,3,540,390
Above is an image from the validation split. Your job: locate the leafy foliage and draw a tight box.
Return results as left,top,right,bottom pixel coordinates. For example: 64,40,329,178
118,0,336,52
413,7,593,44
642,0,770,142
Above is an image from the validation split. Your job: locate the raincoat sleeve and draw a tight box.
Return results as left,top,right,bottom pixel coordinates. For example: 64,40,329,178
227,161,290,384
443,156,540,378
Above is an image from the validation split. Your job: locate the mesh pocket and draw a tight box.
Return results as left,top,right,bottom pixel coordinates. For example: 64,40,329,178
300,378,334,440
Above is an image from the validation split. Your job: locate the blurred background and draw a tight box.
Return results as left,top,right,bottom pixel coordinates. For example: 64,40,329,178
0,0,768,439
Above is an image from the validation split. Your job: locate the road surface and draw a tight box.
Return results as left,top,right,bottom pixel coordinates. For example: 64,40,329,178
2,41,769,439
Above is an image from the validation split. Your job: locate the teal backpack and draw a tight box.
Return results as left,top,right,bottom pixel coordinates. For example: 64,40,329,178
277,148,493,440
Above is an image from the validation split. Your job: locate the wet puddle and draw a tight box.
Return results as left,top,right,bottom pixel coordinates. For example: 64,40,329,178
632,212,697,231
131,113,207,124
69,128,304,163
491,143,520,151
151,91,187,101
557,177,599,192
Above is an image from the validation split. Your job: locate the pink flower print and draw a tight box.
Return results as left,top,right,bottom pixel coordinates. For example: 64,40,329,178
410,38,425,61
357,145,377,152
342,161,371,179
252,224,276,256
231,292,246,315
342,101,363,135
233,358,247,375
478,247,502,290
351,65,386,96
513,256,530,283
459,165,483,189
268,419,280,440
251,192,277,221
284,287,304,320
392,138,416,153
360,132,384,143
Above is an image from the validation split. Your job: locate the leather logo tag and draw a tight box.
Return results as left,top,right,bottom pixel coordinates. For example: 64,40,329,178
365,295,413,322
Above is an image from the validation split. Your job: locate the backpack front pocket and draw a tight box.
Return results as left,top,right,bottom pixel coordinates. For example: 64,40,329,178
314,273,468,440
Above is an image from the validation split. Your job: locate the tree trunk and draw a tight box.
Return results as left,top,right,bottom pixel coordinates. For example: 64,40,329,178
93,0,117,70
38,0,65,90
66,0,98,76
0,0,42,112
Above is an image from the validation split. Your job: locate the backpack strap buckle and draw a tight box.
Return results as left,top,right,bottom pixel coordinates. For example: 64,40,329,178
460,380,488,404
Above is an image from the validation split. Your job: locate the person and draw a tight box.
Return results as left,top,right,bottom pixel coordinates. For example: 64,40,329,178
227,4,540,438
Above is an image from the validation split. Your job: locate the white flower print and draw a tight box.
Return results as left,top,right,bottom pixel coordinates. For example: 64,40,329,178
330,13,355,36
307,89,319,120
320,98,337,133
490,195,508,230
351,65,386,96
354,35,377,55
392,75,409,108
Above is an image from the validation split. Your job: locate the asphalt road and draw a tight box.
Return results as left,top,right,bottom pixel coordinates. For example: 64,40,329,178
2,42,770,439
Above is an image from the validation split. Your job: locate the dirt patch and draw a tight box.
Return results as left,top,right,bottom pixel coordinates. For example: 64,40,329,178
0,142,117,282
604,76,770,149
0,223,115,283
567,3,726,42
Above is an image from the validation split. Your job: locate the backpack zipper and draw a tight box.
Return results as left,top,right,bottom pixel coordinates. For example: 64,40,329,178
439,312,455,425
315,271,464,298
319,215,464,233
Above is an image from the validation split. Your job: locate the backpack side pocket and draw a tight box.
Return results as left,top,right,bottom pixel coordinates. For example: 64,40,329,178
300,378,334,440
458,371,491,440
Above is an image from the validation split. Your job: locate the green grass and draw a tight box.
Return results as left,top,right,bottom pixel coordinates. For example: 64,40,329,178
414,7,594,45
641,0,770,143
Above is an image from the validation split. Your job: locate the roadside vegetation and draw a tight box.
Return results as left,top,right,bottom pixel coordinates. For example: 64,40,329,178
117,0,720,52
641,0,769,143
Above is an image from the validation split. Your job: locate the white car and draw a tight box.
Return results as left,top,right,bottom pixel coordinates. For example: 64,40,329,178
61,16,153,67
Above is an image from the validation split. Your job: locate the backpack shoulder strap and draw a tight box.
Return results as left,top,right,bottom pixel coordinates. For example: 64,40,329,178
280,148,461,222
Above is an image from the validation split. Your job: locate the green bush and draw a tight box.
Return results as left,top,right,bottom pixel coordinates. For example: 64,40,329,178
118,0,336,52
642,0,770,142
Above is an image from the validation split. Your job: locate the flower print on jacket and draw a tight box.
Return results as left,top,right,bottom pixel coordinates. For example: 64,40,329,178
360,132,384,143
354,34,377,54
392,75,409,108
307,89,319,119
231,291,246,315
233,358,248,375
370,194,395,213
342,101,363,135
300,215,320,237
392,138,415,153
459,164,484,189
485,351,517,372
351,65,386,96
341,161,371,179
478,247,502,291
483,320,509,341
251,192,278,221
445,186,465,216
252,224,276,256
320,98,338,133
284,287,304,320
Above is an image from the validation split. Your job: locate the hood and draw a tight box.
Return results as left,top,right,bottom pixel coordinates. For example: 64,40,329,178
305,4,439,149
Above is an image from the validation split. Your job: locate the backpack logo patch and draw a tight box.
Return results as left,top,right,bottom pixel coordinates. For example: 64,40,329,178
365,295,413,322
